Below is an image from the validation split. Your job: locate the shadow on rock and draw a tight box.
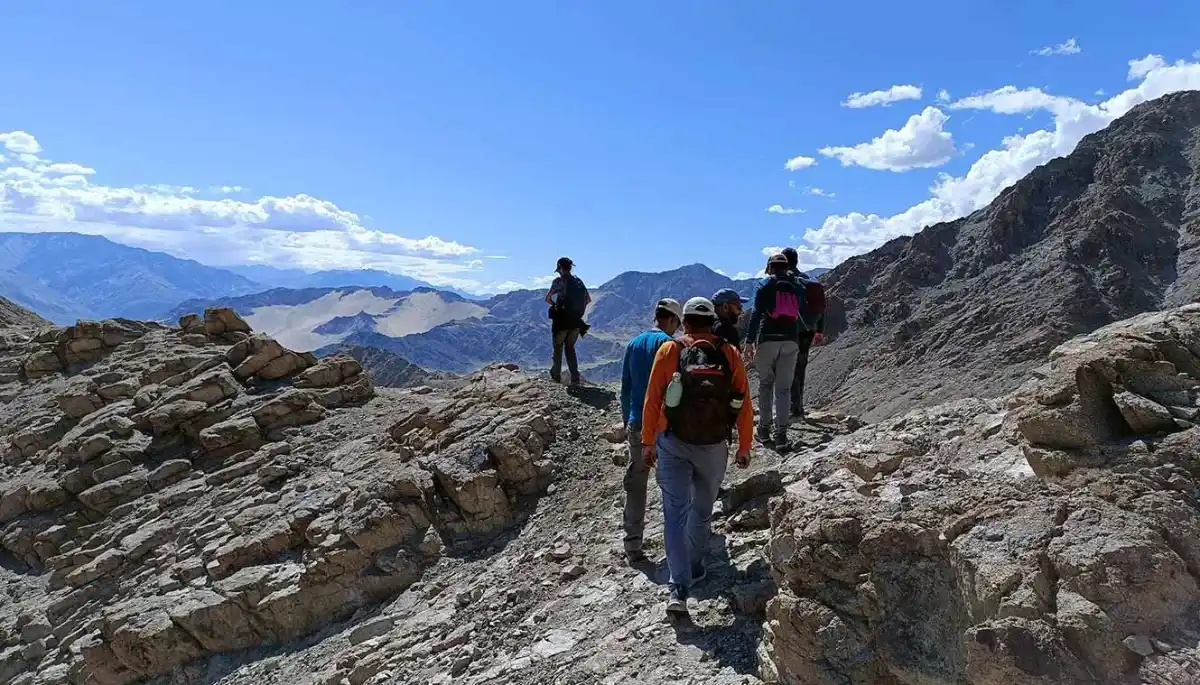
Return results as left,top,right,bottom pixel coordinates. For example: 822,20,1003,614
566,384,616,410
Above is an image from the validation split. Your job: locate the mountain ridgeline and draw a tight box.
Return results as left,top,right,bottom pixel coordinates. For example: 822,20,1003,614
809,90,1200,420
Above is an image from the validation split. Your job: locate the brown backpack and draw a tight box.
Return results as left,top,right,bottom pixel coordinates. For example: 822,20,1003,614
665,337,735,445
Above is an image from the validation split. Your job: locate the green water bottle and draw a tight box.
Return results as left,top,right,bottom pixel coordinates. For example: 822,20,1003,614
665,372,683,408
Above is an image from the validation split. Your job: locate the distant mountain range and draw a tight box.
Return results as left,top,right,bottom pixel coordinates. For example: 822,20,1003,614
0,232,263,322
0,231,826,384
0,233,486,323
167,262,770,379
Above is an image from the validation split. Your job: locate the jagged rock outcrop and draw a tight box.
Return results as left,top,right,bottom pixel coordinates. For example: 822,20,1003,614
810,90,1200,421
0,307,569,684
761,304,1200,685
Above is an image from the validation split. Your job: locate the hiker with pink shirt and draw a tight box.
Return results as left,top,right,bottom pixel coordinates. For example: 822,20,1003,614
744,252,803,452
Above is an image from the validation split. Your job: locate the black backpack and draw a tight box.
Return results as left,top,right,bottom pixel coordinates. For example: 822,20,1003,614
665,337,736,445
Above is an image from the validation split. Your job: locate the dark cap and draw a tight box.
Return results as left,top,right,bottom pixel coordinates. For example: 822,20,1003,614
712,288,749,306
556,256,574,270
767,253,789,266
781,247,799,268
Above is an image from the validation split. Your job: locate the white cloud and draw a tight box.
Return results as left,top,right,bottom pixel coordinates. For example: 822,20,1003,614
842,85,923,109
819,107,957,172
39,162,95,175
1128,54,1166,80
213,185,246,194
766,204,805,215
732,271,757,280
1033,38,1081,56
936,89,951,104
0,131,41,154
807,187,835,198
0,130,488,290
786,53,1200,271
784,155,816,171
530,274,557,288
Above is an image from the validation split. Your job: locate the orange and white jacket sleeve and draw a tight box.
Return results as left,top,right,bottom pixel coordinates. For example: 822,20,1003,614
640,341,677,446
725,344,754,454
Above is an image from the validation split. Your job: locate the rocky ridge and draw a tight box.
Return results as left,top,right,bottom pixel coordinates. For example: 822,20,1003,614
0,307,570,683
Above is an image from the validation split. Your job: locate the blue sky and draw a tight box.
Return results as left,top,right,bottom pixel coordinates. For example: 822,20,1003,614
1,2,1199,293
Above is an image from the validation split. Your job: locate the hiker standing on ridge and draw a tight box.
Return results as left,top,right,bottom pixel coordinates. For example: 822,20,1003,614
641,297,753,616
712,288,749,349
745,253,803,452
544,257,590,385
782,247,826,420
618,298,683,564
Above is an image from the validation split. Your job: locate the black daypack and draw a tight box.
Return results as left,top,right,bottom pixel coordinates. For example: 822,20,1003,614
665,337,736,445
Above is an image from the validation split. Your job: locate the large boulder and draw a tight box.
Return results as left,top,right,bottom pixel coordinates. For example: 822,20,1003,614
761,305,1200,685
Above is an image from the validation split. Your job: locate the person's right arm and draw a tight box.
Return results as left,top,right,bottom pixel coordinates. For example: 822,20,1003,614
620,343,633,426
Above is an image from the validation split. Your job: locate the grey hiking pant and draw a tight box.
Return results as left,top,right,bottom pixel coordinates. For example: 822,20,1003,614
622,421,650,553
656,433,727,588
756,340,799,436
551,329,580,381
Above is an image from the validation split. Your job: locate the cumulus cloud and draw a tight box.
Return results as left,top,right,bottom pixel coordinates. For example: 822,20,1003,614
785,53,1200,271
936,89,951,104
0,131,487,290
842,85,923,109
1033,38,1081,56
0,131,41,154
784,155,816,171
1128,54,1166,80
766,204,805,215
819,107,957,172
807,187,835,198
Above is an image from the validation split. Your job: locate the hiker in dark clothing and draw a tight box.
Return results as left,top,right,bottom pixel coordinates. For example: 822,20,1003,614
711,288,749,349
545,257,591,384
781,247,826,419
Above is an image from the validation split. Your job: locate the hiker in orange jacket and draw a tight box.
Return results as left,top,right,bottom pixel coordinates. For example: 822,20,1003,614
641,297,753,616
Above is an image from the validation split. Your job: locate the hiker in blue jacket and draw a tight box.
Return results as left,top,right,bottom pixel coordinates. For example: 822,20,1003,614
745,253,802,451
618,298,682,563
545,257,591,385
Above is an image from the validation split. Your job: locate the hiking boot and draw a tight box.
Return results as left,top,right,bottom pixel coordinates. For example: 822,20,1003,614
773,431,791,454
666,584,689,615
789,406,805,423
549,371,562,384
756,429,774,447
625,549,647,564
570,375,582,386
691,561,708,585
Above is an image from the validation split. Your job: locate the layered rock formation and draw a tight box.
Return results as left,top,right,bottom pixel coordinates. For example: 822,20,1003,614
0,308,563,683
811,90,1200,421
761,304,1200,684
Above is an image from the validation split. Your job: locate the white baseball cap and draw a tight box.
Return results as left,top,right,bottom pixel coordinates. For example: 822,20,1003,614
654,298,683,319
683,297,718,318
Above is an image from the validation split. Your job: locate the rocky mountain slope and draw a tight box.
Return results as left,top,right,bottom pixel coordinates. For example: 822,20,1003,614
0,297,49,328
318,344,453,388
0,233,263,323
3,302,1200,684
809,90,1200,421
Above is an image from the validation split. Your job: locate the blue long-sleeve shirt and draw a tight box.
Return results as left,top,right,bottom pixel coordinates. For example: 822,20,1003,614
620,328,673,427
